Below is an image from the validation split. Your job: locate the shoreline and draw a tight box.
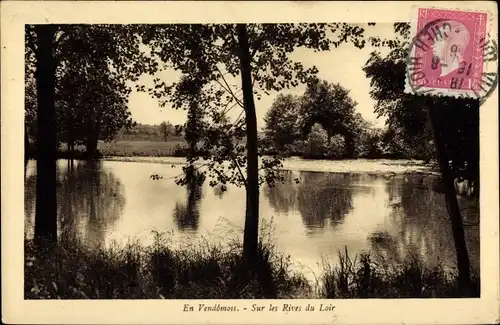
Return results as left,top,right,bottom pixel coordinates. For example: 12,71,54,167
100,156,441,176
26,155,441,176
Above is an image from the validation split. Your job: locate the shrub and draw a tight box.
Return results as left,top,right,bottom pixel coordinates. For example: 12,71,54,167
303,123,329,159
326,135,345,159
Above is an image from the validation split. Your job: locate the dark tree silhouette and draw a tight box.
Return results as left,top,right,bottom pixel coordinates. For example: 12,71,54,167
33,25,58,246
263,94,302,154
25,24,157,244
363,22,480,295
299,79,359,158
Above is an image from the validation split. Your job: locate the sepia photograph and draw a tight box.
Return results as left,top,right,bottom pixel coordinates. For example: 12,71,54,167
2,1,499,324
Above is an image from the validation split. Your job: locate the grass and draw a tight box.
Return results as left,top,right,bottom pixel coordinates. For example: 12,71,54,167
97,140,188,157
319,247,480,298
49,140,189,159
25,232,479,299
25,232,310,299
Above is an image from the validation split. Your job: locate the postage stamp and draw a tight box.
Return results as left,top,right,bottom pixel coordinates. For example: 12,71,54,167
405,7,498,103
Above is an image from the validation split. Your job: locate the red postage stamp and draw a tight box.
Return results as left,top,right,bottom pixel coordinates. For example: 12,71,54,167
405,7,498,102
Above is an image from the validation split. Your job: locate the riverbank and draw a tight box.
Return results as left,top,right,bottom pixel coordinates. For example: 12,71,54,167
25,233,478,299
100,156,440,176
26,140,440,174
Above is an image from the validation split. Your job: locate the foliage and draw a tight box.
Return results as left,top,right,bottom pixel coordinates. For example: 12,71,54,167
263,80,373,159
263,94,302,154
137,23,373,188
58,60,135,150
25,76,38,148
300,79,358,143
159,121,175,141
362,23,478,170
25,236,479,299
25,24,157,155
303,123,329,159
326,135,346,158
120,122,180,141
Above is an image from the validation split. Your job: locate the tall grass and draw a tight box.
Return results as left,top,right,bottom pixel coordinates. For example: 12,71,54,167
25,234,479,299
25,231,310,299
319,247,480,298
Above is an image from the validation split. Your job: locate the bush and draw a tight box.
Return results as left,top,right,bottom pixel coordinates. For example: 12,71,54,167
326,135,345,159
303,124,329,159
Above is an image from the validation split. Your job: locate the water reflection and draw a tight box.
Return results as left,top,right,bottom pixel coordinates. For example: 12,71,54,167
173,168,203,232
264,170,299,214
24,160,480,280
367,175,480,271
265,171,377,231
24,169,36,239
298,173,355,229
25,160,126,249
213,185,226,199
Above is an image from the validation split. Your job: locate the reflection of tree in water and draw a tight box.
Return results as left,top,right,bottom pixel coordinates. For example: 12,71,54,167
24,160,125,248
263,170,300,214
298,172,355,228
370,176,479,272
368,230,404,263
58,160,125,249
264,171,355,229
24,171,37,239
213,185,225,199
173,167,203,231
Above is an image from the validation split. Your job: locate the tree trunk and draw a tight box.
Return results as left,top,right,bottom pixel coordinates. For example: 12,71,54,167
85,117,100,158
237,24,259,264
25,125,30,161
86,137,98,158
67,122,75,158
345,134,355,159
427,103,472,296
86,122,99,159
34,25,58,246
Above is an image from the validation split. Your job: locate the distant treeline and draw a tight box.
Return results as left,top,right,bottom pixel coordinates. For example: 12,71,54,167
117,122,183,142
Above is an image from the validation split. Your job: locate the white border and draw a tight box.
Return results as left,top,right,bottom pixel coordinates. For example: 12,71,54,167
1,1,499,324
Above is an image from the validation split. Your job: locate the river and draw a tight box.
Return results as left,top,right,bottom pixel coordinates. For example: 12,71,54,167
24,158,480,281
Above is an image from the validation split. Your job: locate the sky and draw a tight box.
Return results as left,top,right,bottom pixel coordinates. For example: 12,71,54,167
127,23,396,130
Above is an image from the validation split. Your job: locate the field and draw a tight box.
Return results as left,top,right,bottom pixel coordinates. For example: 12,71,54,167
97,139,187,157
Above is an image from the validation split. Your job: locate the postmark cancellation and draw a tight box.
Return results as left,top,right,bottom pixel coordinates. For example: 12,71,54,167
405,7,498,103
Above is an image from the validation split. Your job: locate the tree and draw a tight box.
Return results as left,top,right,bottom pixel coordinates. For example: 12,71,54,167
25,76,37,159
363,22,481,295
55,61,135,157
363,50,435,161
299,79,359,158
33,25,58,245
358,127,385,158
303,123,329,158
26,24,158,244
159,121,175,141
139,23,372,265
263,94,301,154
54,55,136,157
